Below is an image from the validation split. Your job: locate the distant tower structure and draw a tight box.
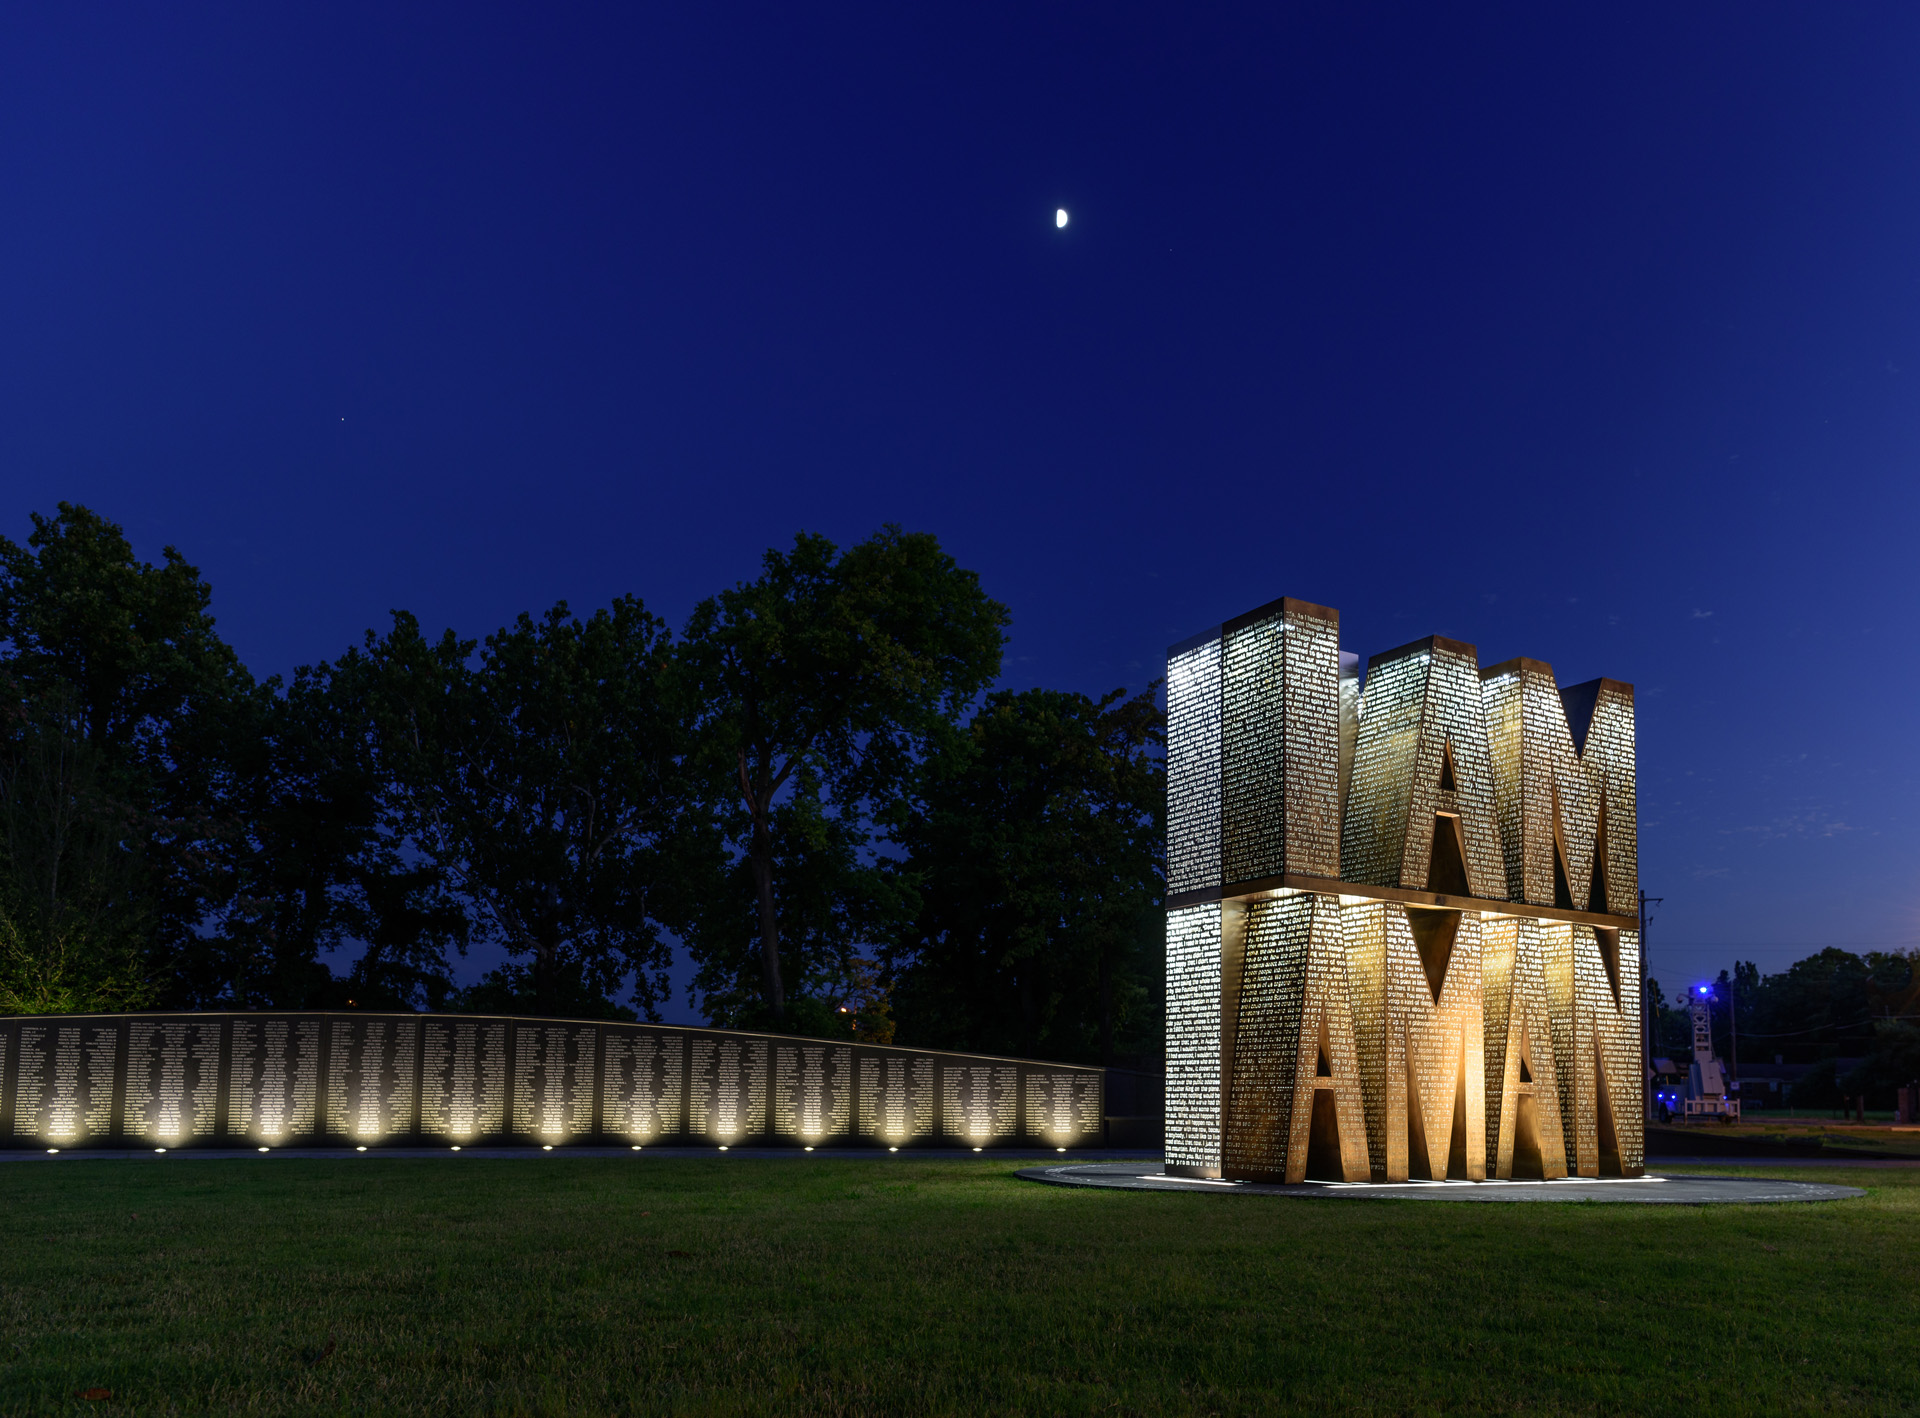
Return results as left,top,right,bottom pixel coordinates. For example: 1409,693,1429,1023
1684,988,1738,1120
1165,596,1643,1183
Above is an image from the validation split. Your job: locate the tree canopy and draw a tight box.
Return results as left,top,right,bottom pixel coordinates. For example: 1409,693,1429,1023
887,686,1165,1065
677,527,1007,1026
361,599,695,1019
5,506,1151,1050
0,504,251,1011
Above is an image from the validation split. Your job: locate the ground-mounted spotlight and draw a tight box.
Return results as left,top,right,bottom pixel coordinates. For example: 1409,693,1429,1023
972,1147,982,1153
155,1148,167,1154
542,1144,553,1151
46,1148,58,1155
1057,1147,1066,1153
804,1146,814,1152
451,1146,461,1152
718,1145,729,1151
356,1146,367,1152
888,1146,898,1153
259,1147,270,1153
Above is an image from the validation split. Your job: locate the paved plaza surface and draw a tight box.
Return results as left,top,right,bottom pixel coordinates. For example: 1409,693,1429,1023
1017,1160,1868,1204
0,1147,1906,1186
0,1145,1152,1163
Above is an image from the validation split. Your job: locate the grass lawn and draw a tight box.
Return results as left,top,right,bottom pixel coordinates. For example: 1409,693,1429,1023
1,1154,1915,1416
1663,1118,1920,1157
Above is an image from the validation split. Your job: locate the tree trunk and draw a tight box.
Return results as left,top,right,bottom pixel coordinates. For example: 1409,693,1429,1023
533,939,555,1015
354,940,387,1009
750,812,785,1018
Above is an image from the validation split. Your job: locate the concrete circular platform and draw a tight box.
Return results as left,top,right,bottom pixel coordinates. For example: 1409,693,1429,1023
1016,1161,1865,1204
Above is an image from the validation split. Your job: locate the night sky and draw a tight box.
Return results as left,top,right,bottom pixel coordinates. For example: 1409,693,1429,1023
3,5,1915,1011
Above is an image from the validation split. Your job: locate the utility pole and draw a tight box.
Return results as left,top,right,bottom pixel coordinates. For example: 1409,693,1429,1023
1729,967,1740,1109
1640,889,1663,1124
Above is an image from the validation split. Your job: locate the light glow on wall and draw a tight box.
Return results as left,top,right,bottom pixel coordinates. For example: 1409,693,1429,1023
0,1015,1102,1152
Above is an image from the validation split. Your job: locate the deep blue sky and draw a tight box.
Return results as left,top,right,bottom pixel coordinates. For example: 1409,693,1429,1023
3,4,1915,1009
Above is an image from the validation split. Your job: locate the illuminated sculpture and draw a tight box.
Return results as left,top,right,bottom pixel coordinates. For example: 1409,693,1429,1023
1166,598,1641,1182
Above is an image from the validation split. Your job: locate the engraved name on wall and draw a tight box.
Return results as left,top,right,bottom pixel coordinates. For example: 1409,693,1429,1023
1024,1069,1103,1145
773,1043,852,1142
601,1027,684,1141
228,1016,323,1143
419,1017,508,1142
856,1051,937,1144
940,1062,1018,1144
325,1018,419,1141
124,1018,222,1145
511,1024,598,1141
689,1035,769,1142
11,1021,118,1145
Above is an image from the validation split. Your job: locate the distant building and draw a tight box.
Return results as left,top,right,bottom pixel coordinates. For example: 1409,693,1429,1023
1731,1057,1813,1110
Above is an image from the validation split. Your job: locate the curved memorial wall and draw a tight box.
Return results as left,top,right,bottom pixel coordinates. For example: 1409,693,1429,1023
0,1012,1106,1152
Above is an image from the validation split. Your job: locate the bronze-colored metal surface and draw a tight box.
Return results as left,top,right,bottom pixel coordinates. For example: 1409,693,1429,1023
1166,598,1644,1186
1482,918,1570,1179
1480,659,1638,913
1222,893,1368,1183
1343,636,1505,899
1221,600,1343,883
1165,873,1638,928
1347,900,1486,1182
